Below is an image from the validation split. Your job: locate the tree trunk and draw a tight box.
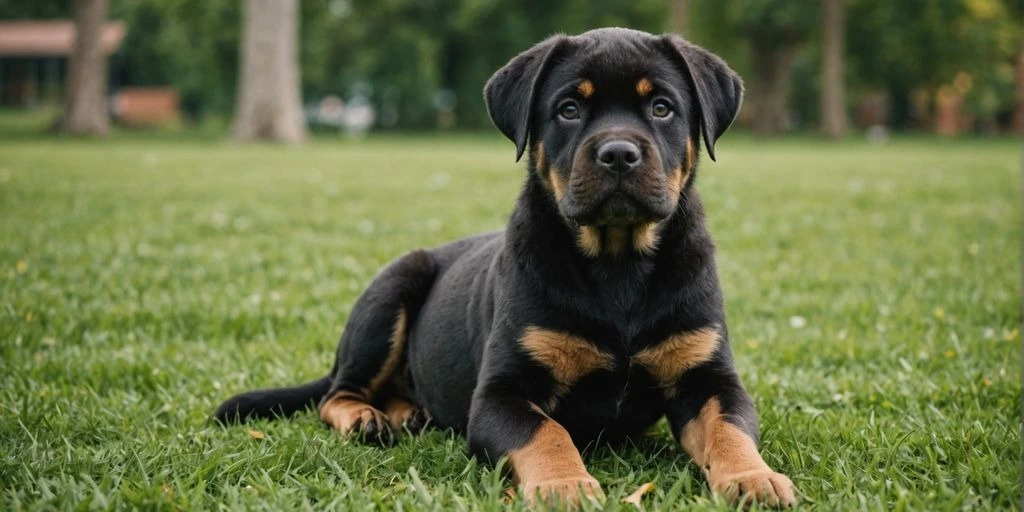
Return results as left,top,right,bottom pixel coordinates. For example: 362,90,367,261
1013,36,1024,135
749,42,798,136
231,0,306,143
669,0,689,36
820,0,847,138
61,0,109,135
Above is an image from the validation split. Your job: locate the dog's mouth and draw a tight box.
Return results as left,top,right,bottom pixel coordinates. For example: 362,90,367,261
584,193,650,226
566,190,663,227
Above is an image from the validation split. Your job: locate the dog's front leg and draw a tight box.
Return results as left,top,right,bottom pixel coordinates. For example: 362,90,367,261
666,366,796,507
468,390,602,505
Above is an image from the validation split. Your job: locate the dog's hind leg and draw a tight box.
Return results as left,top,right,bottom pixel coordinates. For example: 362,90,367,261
319,250,437,444
381,393,431,434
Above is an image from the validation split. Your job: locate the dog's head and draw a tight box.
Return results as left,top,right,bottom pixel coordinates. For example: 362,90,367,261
485,28,742,257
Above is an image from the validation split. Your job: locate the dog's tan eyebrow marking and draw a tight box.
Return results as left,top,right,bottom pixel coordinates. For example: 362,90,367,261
577,79,595,98
636,78,653,97
631,326,720,396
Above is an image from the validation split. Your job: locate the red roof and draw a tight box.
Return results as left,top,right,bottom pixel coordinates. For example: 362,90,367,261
0,21,126,56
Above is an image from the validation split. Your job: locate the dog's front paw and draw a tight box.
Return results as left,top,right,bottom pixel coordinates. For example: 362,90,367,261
521,475,604,507
711,469,796,508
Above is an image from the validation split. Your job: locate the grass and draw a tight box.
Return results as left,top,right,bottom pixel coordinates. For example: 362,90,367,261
0,125,1020,511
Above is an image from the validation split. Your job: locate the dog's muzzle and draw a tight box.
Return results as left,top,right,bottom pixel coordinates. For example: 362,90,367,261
565,132,669,226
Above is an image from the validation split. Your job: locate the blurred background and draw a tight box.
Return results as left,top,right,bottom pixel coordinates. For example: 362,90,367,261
0,0,1021,141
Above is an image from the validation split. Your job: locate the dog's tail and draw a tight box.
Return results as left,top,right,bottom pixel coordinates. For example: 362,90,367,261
213,376,332,424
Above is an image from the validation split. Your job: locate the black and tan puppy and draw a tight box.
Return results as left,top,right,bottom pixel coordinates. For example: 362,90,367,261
215,27,796,507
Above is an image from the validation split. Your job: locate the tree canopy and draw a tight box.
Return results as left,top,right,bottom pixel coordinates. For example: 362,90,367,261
3,0,1020,133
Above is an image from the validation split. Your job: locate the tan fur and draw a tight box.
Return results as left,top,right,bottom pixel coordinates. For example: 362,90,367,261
319,389,388,433
667,164,685,200
631,327,720,396
508,405,603,504
604,226,630,256
367,308,408,395
681,399,797,507
535,143,555,194
636,77,653,97
577,79,595,98
520,327,616,397
632,222,660,256
578,224,666,258
577,226,602,258
549,166,568,201
382,396,423,431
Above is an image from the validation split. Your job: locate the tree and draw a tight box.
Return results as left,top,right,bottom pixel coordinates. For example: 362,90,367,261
819,0,846,138
1015,37,1024,134
689,0,819,136
740,3,817,136
231,0,306,143
846,0,1022,131
61,0,110,135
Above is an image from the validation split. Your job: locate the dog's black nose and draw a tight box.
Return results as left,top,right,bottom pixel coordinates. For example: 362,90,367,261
596,140,642,174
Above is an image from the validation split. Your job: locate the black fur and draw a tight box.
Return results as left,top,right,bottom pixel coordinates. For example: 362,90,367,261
215,27,758,477
661,34,744,161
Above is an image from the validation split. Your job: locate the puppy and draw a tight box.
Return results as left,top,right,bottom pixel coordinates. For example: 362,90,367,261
215,27,796,507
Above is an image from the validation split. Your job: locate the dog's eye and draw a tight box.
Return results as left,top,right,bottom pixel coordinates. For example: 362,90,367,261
652,100,673,118
559,101,580,120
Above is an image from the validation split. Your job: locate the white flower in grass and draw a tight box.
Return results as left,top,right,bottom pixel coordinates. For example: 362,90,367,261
789,316,807,329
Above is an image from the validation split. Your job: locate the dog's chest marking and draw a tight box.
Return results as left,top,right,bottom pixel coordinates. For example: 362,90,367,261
630,326,721,397
519,327,615,398
519,325,720,409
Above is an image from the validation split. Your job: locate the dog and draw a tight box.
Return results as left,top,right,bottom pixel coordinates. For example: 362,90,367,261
214,27,796,507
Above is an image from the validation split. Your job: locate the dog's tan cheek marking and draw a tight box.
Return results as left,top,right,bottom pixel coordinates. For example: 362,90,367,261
631,326,720,397
632,222,660,256
520,327,615,399
508,405,599,501
636,78,653,97
535,143,546,171
577,226,602,258
549,166,568,202
577,79,595,98
666,164,686,202
366,308,408,396
534,143,555,193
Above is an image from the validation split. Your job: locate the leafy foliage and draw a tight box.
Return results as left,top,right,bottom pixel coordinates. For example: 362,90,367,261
1,0,1020,130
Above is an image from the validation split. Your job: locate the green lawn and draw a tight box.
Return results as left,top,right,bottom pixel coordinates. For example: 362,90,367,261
1,129,1020,510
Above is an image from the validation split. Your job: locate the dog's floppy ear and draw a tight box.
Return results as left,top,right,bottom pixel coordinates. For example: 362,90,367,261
484,35,567,161
661,35,743,161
